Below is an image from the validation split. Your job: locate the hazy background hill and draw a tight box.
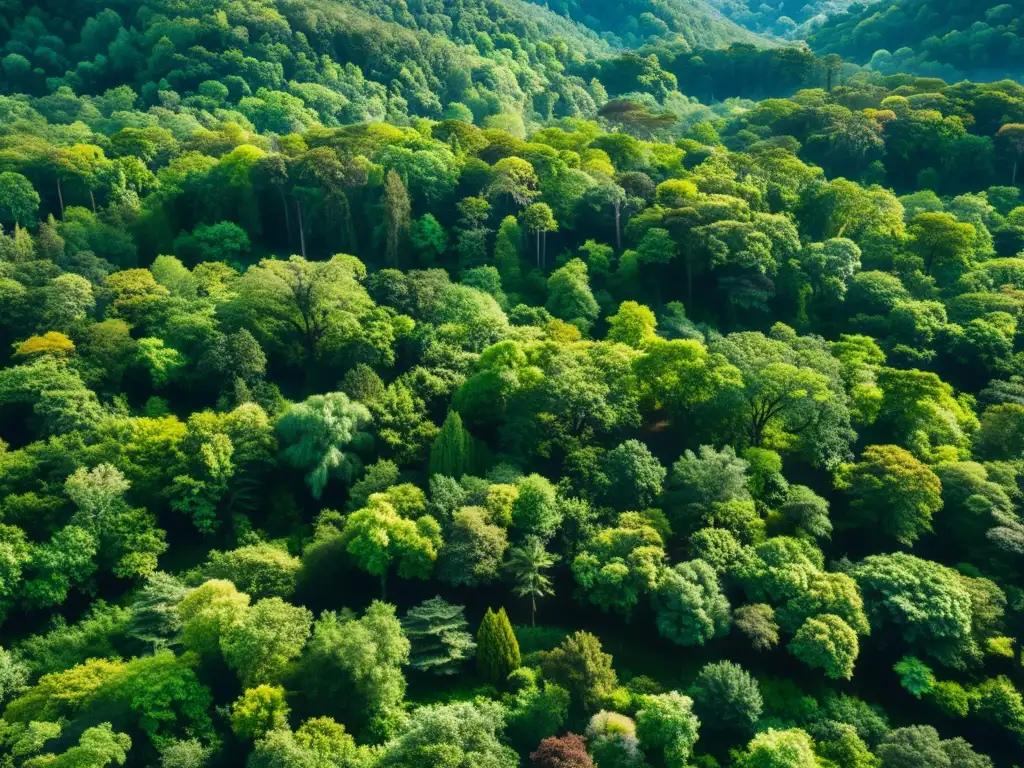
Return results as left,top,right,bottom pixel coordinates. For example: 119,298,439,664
804,0,1024,81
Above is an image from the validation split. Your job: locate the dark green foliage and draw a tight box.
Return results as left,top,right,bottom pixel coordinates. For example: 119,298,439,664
690,661,763,736
401,597,476,675
0,3,1020,766
476,607,522,686
428,411,473,479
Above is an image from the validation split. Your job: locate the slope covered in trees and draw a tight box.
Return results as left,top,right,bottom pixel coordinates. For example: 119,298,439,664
806,0,1024,81
2,1,1024,768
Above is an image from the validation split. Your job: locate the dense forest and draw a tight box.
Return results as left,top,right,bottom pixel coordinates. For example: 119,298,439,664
2,1,1024,767
806,0,1024,82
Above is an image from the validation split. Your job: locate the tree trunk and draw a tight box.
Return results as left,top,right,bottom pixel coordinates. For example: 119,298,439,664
281,188,292,247
296,199,307,258
89,188,96,213
531,594,536,628
542,231,547,270
614,198,622,251
686,254,693,307
56,178,64,219
536,229,541,268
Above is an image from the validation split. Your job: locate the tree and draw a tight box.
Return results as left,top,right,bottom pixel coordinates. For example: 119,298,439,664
378,699,518,767
382,169,411,268
231,685,290,740
908,213,976,284
523,203,558,268
410,213,447,266
22,723,131,768
837,445,942,546
476,607,521,685
852,553,975,668
734,728,819,768
0,172,40,228
65,463,165,580
506,535,557,627
401,597,476,675
178,580,251,658
530,733,594,768
601,440,666,511
0,646,29,706
296,602,409,739
488,157,539,207
712,330,855,469
689,661,762,736
877,726,952,768
585,711,644,768
781,485,832,541
341,502,442,599
429,411,472,479
512,474,562,539
788,614,859,680
997,124,1024,185
504,668,571,753
734,604,780,651
572,514,665,618
537,631,617,713
439,506,507,587
199,543,301,600
893,656,936,698
276,392,371,499
653,559,731,646
635,691,700,766
228,255,373,366
221,597,313,688
127,571,188,651
547,259,599,327
606,302,657,348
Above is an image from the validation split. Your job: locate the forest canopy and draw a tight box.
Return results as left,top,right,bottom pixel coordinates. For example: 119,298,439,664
1,0,1024,767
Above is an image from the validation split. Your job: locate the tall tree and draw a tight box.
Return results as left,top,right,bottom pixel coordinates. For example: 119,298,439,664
383,169,411,268
428,411,472,479
506,536,557,627
476,607,521,685
401,597,476,675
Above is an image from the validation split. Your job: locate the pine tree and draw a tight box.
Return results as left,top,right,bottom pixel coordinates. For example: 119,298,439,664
477,607,521,685
402,597,476,675
429,411,472,479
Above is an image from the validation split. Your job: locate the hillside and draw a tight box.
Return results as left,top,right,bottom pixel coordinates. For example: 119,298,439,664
4,1,1024,768
806,0,1024,81
526,0,765,49
706,0,858,37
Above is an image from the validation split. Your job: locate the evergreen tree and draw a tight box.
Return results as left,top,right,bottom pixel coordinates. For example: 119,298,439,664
126,571,189,651
476,607,521,685
428,411,472,479
402,597,476,676
383,169,411,268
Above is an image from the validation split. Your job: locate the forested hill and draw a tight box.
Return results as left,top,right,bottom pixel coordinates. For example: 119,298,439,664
521,0,763,49
805,0,1024,81
5,1,1024,768
705,0,858,37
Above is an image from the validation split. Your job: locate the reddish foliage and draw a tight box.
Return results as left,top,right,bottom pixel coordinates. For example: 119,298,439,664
530,733,594,768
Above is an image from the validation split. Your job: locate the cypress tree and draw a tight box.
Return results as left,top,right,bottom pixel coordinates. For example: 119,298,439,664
429,410,472,479
477,607,521,685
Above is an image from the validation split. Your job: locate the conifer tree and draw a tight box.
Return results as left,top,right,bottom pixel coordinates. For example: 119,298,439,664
429,411,472,479
477,607,521,685
402,597,476,675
